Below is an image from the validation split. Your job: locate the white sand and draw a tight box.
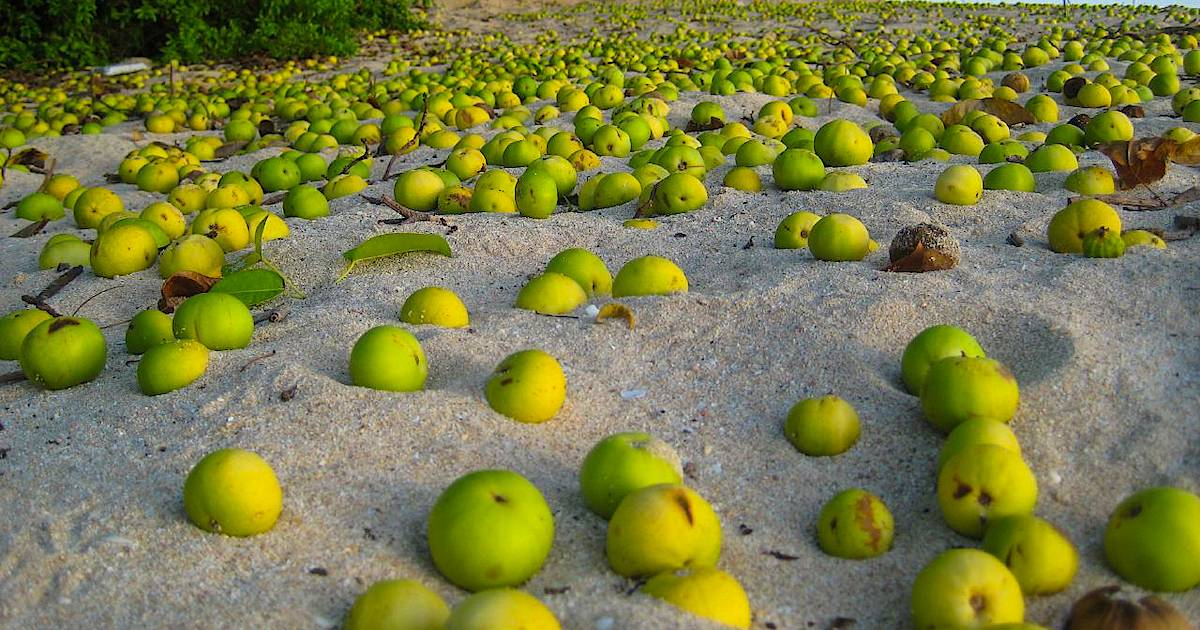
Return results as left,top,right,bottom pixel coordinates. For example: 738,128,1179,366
2,3,1200,629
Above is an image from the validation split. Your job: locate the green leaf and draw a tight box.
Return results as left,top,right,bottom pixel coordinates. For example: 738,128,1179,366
210,268,285,306
339,233,452,282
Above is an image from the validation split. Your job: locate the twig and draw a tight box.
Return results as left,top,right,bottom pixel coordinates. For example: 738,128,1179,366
10,219,50,238
72,285,123,316
339,141,374,177
240,350,277,372
253,310,287,324
20,265,83,316
360,194,441,223
0,371,26,385
381,100,428,181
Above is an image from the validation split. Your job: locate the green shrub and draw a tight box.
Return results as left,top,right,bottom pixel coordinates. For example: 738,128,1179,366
0,0,426,70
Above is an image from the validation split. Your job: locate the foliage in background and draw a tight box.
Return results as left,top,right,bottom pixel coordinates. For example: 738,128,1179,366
0,0,426,70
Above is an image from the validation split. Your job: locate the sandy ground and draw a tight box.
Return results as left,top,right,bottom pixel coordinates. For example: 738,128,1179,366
1,2,1200,629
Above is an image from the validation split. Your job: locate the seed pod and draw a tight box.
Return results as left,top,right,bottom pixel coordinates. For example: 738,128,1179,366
1065,586,1191,630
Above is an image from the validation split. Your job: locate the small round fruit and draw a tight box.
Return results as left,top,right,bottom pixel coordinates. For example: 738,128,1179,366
444,589,559,630
984,164,1036,196
183,448,282,536
1025,144,1078,173
400,287,469,328
1104,486,1200,592
172,292,254,351
73,187,125,229
579,432,683,519
607,484,722,577
937,444,1038,538
911,548,1025,628
137,339,209,395
427,470,555,591
125,308,175,354
1082,226,1126,258
349,325,427,392
643,568,751,629
0,308,52,360
39,237,92,270
774,211,822,249
1064,166,1115,196
611,255,688,297
772,148,825,191
817,488,894,559
484,349,566,424
159,235,226,279
344,579,450,630
814,119,873,166
808,213,870,262
901,324,987,395
19,316,107,390
938,418,1022,472
1122,229,1167,250
283,185,330,220
921,356,1020,433
1047,199,1122,254
783,395,860,456
545,248,612,297
935,165,984,205
515,272,588,315
15,192,65,221
982,515,1079,595
90,223,160,278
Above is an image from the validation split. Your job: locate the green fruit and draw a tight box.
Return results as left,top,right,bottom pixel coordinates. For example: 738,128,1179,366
938,418,1021,472
172,293,254,351
911,548,1025,628
73,187,125,229
0,308,52,360
783,394,860,456
545,248,612,296
592,172,641,209
772,148,825,190
611,255,688,297
484,349,566,424
652,172,707,214
39,237,92,270
344,579,450,630
400,287,469,328
579,432,683,519
643,568,751,629
813,119,873,166
818,171,868,192
19,316,107,390
15,192,65,221
921,356,1020,433
935,165,984,205
940,125,986,156
427,470,555,591
444,589,559,630
515,272,587,315
816,488,894,559
774,211,822,249
183,448,282,536
515,170,559,218
901,324,986,395
140,202,187,240
808,213,870,262
394,169,448,212
1081,226,1126,258
137,339,209,395
1084,111,1134,146
937,444,1038,538
283,185,330,220
607,484,721,577
1063,166,1116,195
349,325,427,392
159,235,226,278
1122,229,1167,250
722,166,762,191
90,223,160,278
1104,486,1200,592
982,515,1079,595
1025,144,1078,173
978,140,1028,164
1047,199,1122,254
125,309,175,354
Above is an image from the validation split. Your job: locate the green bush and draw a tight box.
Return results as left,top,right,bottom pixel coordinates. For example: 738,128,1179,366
0,0,426,70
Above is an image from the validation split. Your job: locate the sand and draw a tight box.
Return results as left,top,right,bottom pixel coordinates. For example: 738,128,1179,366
1,1,1199,628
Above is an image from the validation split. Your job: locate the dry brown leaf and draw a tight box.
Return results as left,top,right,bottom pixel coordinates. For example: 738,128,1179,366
595,303,635,329
1170,135,1200,166
158,271,219,313
1102,138,1178,189
210,140,249,160
940,98,1035,126
7,148,49,169
684,118,725,132
882,242,956,273
1065,586,1190,630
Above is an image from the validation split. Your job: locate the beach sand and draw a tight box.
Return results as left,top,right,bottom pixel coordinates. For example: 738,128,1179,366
1,2,1199,628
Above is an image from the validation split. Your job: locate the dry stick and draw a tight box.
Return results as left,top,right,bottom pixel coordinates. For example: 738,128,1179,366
240,350,277,372
339,141,374,177
10,219,50,239
360,194,440,223
0,371,26,385
21,265,84,316
381,101,429,181
71,285,124,317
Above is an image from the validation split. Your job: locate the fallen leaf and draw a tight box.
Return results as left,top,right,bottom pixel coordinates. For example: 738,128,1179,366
210,268,285,307
1102,138,1177,189
209,140,249,160
940,98,1035,126
684,117,724,132
7,148,49,169
338,233,452,282
882,242,956,273
595,303,635,329
1062,76,1088,101
158,271,219,312
10,219,49,238
1169,135,1200,166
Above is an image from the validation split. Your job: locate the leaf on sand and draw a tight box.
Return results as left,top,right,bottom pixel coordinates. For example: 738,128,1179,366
595,303,635,329
940,98,1035,126
338,233,452,282
7,148,49,169
684,118,725,132
208,140,249,161
158,271,219,312
1169,136,1200,166
211,268,285,307
1102,138,1177,189
882,243,956,273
